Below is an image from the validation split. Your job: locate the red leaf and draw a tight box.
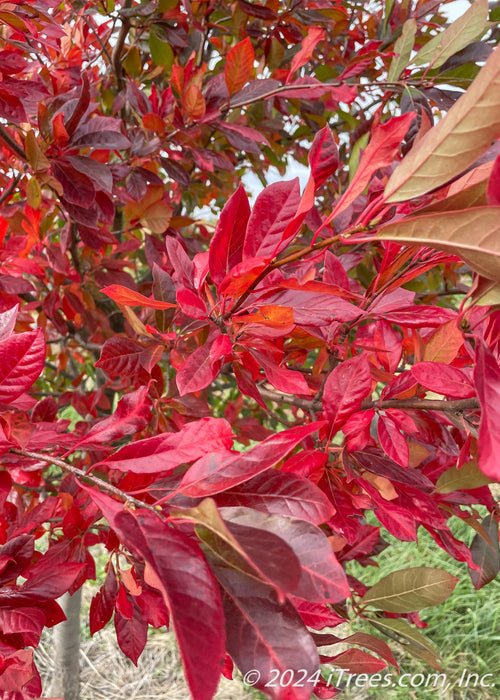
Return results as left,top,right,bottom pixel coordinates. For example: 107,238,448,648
209,185,250,287
322,354,372,431
308,126,339,187
315,112,415,239
177,287,207,319
0,304,18,343
242,179,302,260
95,337,163,376
474,341,500,480
336,112,415,216
213,563,319,700
222,507,350,604
377,414,409,467
216,470,335,525
291,597,347,630
97,417,233,475
325,648,387,674
178,422,327,497
255,281,361,325
337,631,397,668
114,605,148,665
373,319,402,373
114,510,226,700
176,332,232,395
364,482,417,542
288,27,325,79
411,361,475,398
101,284,177,309
0,89,27,123
0,329,45,404
258,354,311,395
219,256,268,298
225,37,254,95
73,386,152,449
0,608,46,647
486,153,500,205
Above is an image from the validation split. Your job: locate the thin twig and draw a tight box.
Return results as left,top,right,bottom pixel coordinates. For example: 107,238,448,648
0,172,22,206
10,448,159,512
112,0,133,92
82,15,113,66
0,125,27,161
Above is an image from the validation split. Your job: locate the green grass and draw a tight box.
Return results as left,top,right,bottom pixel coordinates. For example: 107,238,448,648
341,516,500,699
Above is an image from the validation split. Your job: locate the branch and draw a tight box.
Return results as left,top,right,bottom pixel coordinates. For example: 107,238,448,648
368,397,480,412
0,125,27,161
257,387,480,414
10,448,159,512
112,0,133,92
0,172,22,206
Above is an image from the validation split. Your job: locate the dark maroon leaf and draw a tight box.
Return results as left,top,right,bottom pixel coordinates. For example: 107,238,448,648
216,470,335,525
114,605,148,665
222,507,350,604
469,514,500,589
71,130,131,150
229,79,280,108
212,563,319,700
114,510,226,700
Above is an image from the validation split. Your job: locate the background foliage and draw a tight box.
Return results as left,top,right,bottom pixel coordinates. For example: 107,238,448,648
0,0,499,698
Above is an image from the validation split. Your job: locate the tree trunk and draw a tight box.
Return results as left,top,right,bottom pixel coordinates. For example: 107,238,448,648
49,587,82,700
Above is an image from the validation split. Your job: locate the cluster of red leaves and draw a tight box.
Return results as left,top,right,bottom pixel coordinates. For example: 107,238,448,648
0,1,499,699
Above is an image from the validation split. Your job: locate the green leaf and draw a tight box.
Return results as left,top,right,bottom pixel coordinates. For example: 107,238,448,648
383,0,395,35
123,46,142,77
436,461,493,493
388,19,417,82
384,46,500,203
413,0,491,69
369,617,442,671
377,206,500,282
149,30,174,69
360,567,458,613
